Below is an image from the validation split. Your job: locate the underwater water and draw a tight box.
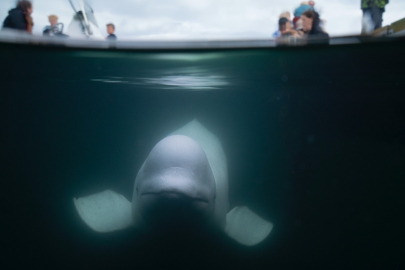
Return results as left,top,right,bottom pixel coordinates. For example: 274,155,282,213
1,39,405,269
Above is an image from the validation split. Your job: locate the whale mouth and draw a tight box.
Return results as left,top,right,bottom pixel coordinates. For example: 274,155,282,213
141,191,209,203
139,191,213,230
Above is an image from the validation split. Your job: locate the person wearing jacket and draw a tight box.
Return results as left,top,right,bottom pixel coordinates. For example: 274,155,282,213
301,10,329,45
2,0,34,33
43,15,68,38
43,14,59,36
106,23,117,41
272,12,291,39
361,0,389,32
292,1,314,30
276,17,302,46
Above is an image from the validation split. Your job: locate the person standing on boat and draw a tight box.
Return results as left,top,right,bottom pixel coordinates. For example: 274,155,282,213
2,0,34,34
106,23,117,40
361,0,389,32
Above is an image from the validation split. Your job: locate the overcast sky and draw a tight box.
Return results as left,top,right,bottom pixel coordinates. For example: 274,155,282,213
0,0,404,39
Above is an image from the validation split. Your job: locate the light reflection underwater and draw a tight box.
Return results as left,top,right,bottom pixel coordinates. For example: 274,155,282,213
91,67,229,90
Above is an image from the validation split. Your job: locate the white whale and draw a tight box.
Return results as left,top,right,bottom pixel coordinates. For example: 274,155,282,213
73,119,273,246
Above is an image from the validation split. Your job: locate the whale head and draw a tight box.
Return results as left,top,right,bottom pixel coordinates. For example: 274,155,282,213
133,135,216,231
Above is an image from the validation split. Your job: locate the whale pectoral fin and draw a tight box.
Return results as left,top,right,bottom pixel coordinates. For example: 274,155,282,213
225,206,273,246
73,190,134,233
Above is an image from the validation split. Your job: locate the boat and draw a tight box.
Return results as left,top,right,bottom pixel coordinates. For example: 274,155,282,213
372,17,405,37
66,0,103,39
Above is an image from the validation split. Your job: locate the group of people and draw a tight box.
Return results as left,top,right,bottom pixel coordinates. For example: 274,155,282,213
2,0,392,43
273,0,390,45
1,0,117,40
273,1,329,45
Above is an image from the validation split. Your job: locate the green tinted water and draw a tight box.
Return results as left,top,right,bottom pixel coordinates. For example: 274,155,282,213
2,40,405,269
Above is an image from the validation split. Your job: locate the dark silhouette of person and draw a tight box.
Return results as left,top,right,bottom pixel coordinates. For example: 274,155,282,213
2,0,34,33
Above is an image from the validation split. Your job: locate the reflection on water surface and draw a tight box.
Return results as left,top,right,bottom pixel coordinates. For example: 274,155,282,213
91,67,228,90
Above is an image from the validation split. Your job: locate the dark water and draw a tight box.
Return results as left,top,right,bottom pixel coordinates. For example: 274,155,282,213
2,40,405,269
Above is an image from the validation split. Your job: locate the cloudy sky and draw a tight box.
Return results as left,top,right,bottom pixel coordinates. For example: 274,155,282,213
0,0,404,40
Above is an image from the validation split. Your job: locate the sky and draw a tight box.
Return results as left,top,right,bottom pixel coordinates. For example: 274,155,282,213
0,0,404,40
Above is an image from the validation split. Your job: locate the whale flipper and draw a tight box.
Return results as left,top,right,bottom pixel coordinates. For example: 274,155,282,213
73,190,133,232
225,206,273,246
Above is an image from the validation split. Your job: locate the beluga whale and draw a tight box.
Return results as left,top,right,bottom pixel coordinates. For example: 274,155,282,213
73,119,273,246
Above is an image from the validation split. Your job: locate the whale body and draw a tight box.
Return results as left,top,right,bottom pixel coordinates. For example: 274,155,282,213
73,119,273,246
